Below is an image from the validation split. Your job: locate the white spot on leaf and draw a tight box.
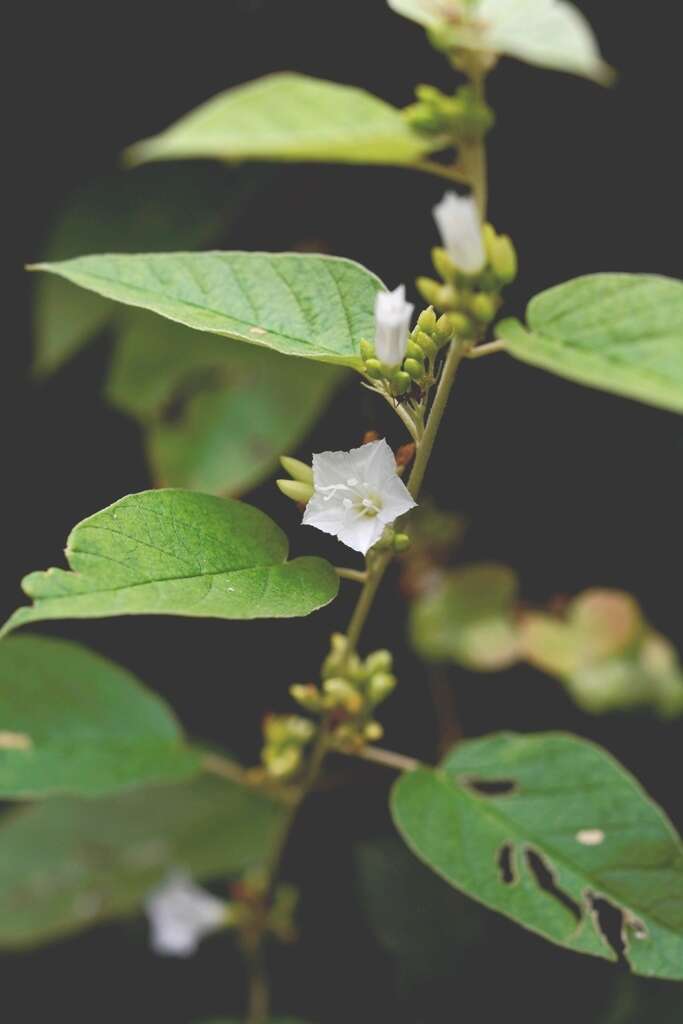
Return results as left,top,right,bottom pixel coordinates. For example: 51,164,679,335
576,828,605,846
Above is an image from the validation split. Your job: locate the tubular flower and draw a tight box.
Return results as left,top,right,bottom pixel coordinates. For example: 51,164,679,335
432,190,486,274
374,285,414,366
145,872,227,957
303,439,417,555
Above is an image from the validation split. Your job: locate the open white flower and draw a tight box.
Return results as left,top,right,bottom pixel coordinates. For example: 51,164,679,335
432,190,486,274
302,439,417,555
374,285,414,366
145,871,227,957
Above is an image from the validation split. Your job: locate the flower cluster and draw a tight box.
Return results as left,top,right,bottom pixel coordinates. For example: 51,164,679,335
261,713,316,779
290,634,398,749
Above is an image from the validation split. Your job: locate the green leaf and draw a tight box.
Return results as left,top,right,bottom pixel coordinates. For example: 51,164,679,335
34,163,251,375
391,732,683,979
388,0,611,83
410,564,521,670
31,251,384,368
0,490,339,638
127,72,440,168
107,311,344,496
0,774,282,948
499,274,683,414
0,635,199,799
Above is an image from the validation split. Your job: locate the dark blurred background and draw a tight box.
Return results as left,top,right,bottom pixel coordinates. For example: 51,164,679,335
2,1,682,1021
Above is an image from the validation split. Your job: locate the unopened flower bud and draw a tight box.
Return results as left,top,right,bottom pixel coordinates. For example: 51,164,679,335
277,479,314,503
279,456,313,484
414,331,438,359
490,234,518,284
364,721,384,742
264,746,302,779
437,284,459,310
365,649,393,675
323,677,363,714
364,358,383,380
368,672,397,705
470,293,497,323
433,191,486,275
435,313,454,344
445,312,472,337
391,371,412,396
289,683,323,712
432,246,458,282
405,340,423,362
359,338,375,361
374,285,414,367
393,533,411,553
416,277,442,306
403,357,424,381
417,306,437,333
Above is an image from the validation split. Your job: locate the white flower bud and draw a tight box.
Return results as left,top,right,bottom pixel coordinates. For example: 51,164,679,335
374,285,414,367
432,191,486,274
145,871,226,957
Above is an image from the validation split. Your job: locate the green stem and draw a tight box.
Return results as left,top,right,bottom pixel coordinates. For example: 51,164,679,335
407,339,467,499
413,159,469,185
335,567,369,584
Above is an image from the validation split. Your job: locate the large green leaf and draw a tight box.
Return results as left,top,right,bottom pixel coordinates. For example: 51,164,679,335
34,163,250,375
107,311,343,496
498,274,683,414
0,635,198,798
32,251,384,368
410,564,521,670
0,490,338,638
387,0,611,83
0,774,282,948
392,732,683,980
127,72,440,168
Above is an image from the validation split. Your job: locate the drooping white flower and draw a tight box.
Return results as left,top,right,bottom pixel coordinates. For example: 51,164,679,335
145,871,227,957
432,190,486,274
302,439,417,555
374,285,414,366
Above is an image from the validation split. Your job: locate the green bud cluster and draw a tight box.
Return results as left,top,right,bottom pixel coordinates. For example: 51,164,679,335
403,83,494,143
289,634,398,747
416,222,518,324
276,455,314,505
360,305,453,396
261,714,316,779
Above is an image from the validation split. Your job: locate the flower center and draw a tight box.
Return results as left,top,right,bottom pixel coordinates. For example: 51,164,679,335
319,478,383,517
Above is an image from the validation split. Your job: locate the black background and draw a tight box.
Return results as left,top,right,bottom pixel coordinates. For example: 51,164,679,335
2,1,682,1021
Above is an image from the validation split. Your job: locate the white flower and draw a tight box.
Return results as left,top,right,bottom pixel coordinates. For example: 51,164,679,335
374,285,414,366
302,439,417,555
432,190,486,274
145,871,226,957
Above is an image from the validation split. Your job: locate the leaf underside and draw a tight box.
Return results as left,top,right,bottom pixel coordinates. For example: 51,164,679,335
0,774,282,949
0,635,198,798
107,311,344,496
392,732,683,980
0,489,339,637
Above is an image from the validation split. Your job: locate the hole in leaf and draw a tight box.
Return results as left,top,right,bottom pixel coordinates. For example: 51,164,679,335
587,892,628,964
525,849,581,922
462,777,517,797
497,842,515,885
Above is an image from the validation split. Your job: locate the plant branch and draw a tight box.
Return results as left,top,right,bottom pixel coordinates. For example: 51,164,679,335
335,567,369,583
466,338,506,359
413,158,469,184
337,744,421,773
